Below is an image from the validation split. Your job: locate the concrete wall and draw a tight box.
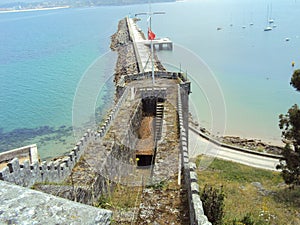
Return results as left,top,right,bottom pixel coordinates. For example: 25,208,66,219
0,144,38,164
126,17,144,73
177,85,211,225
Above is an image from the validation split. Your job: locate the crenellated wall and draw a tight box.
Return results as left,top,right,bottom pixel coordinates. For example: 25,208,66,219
0,87,130,188
0,130,94,187
177,85,212,225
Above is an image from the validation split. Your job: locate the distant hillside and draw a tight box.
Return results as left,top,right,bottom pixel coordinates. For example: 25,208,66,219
0,0,176,9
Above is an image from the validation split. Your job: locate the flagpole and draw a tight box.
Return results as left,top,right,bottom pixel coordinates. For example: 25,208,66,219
149,15,155,85
135,4,165,86
151,38,154,85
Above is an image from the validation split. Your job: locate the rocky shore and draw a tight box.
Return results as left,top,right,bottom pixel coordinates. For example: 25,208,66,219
110,18,139,83
218,135,283,155
190,119,283,155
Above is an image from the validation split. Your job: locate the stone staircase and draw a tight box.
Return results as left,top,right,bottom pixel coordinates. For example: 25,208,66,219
155,102,164,141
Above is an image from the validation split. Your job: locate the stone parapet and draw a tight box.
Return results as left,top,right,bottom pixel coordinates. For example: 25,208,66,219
0,180,112,225
178,85,211,225
0,87,130,188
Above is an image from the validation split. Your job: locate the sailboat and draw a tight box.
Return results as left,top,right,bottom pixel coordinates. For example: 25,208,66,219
268,3,274,24
249,12,254,26
264,4,272,31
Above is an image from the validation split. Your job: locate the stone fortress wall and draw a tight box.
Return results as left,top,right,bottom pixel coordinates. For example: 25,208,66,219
0,87,130,188
0,17,212,225
0,74,211,225
178,85,211,225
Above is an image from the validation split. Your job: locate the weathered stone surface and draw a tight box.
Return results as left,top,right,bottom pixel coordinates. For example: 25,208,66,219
0,181,112,225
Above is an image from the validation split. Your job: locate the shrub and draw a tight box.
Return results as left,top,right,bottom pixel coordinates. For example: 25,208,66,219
201,185,225,225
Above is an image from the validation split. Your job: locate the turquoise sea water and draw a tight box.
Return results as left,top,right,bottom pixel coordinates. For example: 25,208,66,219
1,0,300,159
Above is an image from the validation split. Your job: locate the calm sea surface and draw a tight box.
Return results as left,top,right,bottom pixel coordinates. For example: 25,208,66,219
1,0,300,159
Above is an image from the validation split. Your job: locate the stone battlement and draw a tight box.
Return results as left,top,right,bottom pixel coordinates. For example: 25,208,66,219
0,16,212,225
178,85,211,225
0,85,131,187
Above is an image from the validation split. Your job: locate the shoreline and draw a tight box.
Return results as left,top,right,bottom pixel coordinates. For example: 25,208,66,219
0,6,70,14
190,121,284,156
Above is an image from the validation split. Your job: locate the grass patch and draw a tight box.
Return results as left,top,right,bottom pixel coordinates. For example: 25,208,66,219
196,156,300,225
96,184,142,210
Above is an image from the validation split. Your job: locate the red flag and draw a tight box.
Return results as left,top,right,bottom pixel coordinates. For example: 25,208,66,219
148,28,156,40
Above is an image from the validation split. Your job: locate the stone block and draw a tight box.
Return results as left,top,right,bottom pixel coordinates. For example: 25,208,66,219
183,151,189,159
76,142,81,150
7,158,20,173
189,162,196,171
192,194,204,214
73,146,79,156
63,157,70,168
100,130,104,137
30,161,41,183
80,137,85,145
40,161,47,171
182,146,188,153
182,141,187,149
183,156,189,164
190,171,198,182
192,193,212,225
0,167,10,180
47,161,54,170
191,182,200,194
22,160,30,170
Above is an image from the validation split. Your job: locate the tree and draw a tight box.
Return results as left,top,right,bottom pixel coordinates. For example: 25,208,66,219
290,69,300,92
277,70,300,186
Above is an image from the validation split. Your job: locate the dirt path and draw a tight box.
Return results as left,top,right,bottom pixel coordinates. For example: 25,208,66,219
136,117,154,155
136,175,189,225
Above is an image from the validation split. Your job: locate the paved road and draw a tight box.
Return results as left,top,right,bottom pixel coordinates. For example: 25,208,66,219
189,129,281,171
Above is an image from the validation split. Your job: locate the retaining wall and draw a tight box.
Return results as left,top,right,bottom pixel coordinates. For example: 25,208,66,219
178,85,211,225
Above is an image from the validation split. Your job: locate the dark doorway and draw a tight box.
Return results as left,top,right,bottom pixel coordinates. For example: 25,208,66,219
136,155,153,167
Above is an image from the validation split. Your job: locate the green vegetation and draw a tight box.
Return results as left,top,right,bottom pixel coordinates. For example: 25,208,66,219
146,180,167,190
290,69,300,92
196,156,300,225
95,184,142,210
201,185,225,225
277,69,300,186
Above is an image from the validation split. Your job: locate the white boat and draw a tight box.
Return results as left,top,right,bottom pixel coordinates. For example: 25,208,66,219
264,5,273,31
264,26,272,31
268,4,274,24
